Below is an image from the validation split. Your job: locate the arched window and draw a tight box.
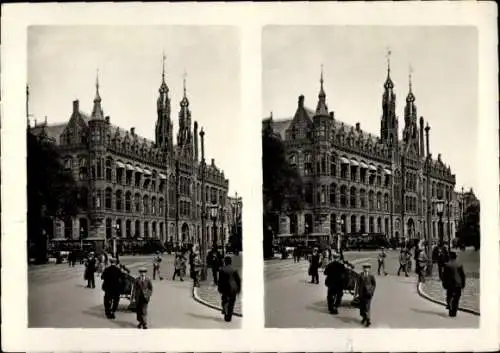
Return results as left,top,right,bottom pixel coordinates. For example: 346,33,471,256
368,190,375,209
126,220,132,238
64,158,72,172
384,193,389,211
115,190,122,211
125,191,131,212
377,217,382,233
351,215,357,232
360,215,366,233
329,183,337,205
64,218,73,239
144,221,149,238
304,152,313,175
152,221,157,238
143,195,149,215
330,155,337,177
159,197,164,216
360,189,366,208
376,192,382,210
350,186,357,208
340,185,347,207
79,157,88,180
105,218,112,239
369,217,374,233
151,196,157,215
96,158,103,179
135,220,141,238
105,158,113,181
105,188,112,210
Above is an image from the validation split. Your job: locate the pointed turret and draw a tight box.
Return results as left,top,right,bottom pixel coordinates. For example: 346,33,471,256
177,71,193,157
155,53,173,152
91,69,104,120
380,48,397,148
315,65,329,116
403,66,419,148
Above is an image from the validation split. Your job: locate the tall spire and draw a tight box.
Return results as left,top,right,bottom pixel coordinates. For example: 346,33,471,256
180,69,189,108
91,68,104,120
384,48,394,89
315,64,328,116
406,64,415,103
159,52,168,94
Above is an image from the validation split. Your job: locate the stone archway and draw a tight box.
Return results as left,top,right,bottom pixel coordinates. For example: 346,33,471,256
181,222,189,243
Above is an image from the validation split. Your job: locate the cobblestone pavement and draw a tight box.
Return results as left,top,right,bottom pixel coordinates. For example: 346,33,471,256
29,254,240,328
265,250,478,328
420,249,480,313
196,254,242,316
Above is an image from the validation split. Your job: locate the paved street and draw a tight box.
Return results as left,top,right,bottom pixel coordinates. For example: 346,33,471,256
29,254,240,328
265,250,479,328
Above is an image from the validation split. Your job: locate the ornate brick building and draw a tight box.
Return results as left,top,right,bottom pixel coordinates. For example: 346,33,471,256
264,61,457,244
30,63,230,251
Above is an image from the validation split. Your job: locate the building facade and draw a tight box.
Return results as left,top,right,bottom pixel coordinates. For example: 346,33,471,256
265,62,457,244
227,192,243,251
30,64,230,251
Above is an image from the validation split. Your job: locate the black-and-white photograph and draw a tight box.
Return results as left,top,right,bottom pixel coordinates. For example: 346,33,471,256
27,26,243,329
262,26,481,328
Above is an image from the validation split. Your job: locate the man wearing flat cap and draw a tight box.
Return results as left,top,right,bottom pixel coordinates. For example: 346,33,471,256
101,257,122,319
357,263,376,327
133,267,153,329
324,252,346,315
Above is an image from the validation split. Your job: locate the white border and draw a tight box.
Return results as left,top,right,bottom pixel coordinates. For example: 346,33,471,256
1,2,498,352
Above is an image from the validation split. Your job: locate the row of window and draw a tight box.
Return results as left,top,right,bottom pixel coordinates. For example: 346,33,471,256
304,184,391,212
293,213,390,234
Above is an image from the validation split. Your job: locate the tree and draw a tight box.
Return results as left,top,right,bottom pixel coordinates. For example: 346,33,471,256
27,129,80,263
262,119,304,259
457,202,480,250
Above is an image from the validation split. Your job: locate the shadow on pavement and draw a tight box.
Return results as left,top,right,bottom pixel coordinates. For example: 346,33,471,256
81,304,137,328
411,307,449,318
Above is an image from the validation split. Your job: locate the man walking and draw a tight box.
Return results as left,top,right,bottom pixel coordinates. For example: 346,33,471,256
207,247,223,285
308,248,321,284
133,267,153,329
358,263,376,327
442,251,466,317
324,252,346,315
397,248,409,277
217,256,241,322
377,247,388,276
101,258,123,319
152,251,163,280
84,252,97,289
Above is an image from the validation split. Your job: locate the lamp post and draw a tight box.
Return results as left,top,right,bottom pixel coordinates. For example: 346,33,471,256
220,205,225,256
336,218,344,258
209,204,218,250
436,198,445,245
199,128,208,281
424,122,433,277
80,227,84,250
113,224,119,258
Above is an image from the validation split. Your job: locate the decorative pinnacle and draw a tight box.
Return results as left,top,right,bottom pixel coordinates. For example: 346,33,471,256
409,64,413,93
183,69,187,97
162,52,166,82
386,47,392,76
320,64,324,87
95,68,101,101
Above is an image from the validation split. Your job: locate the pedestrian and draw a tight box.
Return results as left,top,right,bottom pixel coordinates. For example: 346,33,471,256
397,248,409,277
84,252,97,289
377,247,388,276
293,246,300,263
133,267,153,329
308,248,321,284
152,251,163,280
441,251,466,317
437,244,450,281
358,263,376,327
101,258,123,319
416,246,428,283
192,252,202,287
172,253,185,281
207,247,223,285
217,255,241,322
324,252,346,315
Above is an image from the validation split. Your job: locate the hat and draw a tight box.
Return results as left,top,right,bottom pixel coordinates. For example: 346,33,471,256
138,267,147,273
362,263,371,268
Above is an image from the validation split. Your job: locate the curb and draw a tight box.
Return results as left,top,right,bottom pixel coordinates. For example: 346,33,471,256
416,282,480,316
192,286,243,318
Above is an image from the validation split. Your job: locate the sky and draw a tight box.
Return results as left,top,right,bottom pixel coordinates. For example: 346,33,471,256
262,26,479,196
28,25,242,195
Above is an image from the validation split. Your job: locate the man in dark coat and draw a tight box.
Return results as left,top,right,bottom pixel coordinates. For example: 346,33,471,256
101,258,123,319
436,244,450,281
442,251,466,317
324,252,346,314
84,253,97,289
358,263,376,327
217,256,241,322
308,248,321,284
207,247,223,285
133,267,153,329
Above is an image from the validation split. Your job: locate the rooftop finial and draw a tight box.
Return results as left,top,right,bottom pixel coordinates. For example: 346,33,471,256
409,64,413,93
94,68,101,101
162,51,166,82
386,47,392,76
320,63,324,88
183,69,187,97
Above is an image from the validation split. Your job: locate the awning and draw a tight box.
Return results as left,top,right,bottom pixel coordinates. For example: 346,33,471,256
384,169,392,175
143,169,152,176
340,157,349,164
350,159,359,167
159,173,167,180
135,166,144,173
116,161,125,168
359,162,368,169
126,164,135,171
369,164,377,171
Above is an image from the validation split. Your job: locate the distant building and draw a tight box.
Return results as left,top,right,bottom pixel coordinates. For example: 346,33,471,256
264,61,457,245
227,192,243,251
29,63,231,252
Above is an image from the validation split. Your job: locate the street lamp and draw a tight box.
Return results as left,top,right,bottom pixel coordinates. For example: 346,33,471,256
336,218,344,258
80,227,84,250
436,199,445,245
209,204,218,250
220,205,225,256
113,224,119,258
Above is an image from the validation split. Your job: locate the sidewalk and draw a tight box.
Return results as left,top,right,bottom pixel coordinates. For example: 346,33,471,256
195,254,243,316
